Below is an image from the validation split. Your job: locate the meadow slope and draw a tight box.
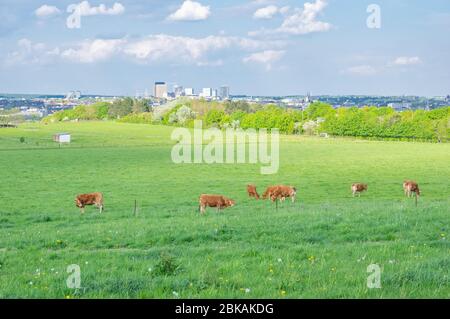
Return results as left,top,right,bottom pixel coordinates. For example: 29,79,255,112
0,122,449,298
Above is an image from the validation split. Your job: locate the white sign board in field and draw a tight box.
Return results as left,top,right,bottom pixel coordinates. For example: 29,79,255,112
53,133,71,143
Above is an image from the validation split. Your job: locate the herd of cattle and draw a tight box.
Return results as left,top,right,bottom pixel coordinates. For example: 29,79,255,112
74,180,421,214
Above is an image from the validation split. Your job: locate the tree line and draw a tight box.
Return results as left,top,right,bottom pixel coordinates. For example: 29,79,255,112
43,98,449,142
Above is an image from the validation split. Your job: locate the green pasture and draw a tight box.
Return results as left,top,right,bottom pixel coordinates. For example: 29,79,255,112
0,121,448,298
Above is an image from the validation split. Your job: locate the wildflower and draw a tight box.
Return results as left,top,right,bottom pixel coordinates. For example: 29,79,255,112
172,291,179,297
245,288,251,293
280,290,286,296
277,258,282,263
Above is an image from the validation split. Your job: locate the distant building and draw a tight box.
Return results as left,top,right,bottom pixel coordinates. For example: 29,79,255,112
219,86,230,99
65,91,81,100
154,82,168,99
20,107,47,118
184,88,194,96
305,92,311,103
388,102,412,111
201,88,213,98
173,85,184,97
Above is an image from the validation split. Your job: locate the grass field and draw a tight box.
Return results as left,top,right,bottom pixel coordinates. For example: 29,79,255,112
0,121,449,298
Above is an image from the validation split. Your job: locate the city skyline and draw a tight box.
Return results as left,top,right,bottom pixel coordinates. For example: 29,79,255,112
0,0,449,96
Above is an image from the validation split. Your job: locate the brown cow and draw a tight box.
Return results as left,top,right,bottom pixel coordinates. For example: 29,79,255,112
199,194,235,214
75,192,104,214
262,185,279,200
351,183,368,197
269,185,297,203
247,184,260,199
403,180,420,198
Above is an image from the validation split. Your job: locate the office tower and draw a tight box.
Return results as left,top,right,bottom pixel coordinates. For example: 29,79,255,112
173,85,184,97
154,82,168,98
202,88,213,97
184,88,194,96
219,86,230,99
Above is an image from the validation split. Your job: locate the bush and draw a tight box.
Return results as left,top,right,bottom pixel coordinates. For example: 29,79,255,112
43,102,112,122
152,253,180,276
117,112,153,124
319,105,450,141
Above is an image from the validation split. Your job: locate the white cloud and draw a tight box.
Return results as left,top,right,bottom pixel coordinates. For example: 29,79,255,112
69,1,125,16
254,5,279,19
4,34,284,67
61,39,125,63
243,50,285,70
392,56,422,66
279,6,290,14
250,0,331,36
123,35,281,64
124,35,230,62
167,1,210,21
343,65,378,76
253,5,290,19
278,0,331,35
4,39,60,66
35,5,61,18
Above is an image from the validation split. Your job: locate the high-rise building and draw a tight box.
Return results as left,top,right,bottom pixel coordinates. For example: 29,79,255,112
173,85,184,97
201,88,213,97
154,82,168,99
184,88,194,96
219,86,230,99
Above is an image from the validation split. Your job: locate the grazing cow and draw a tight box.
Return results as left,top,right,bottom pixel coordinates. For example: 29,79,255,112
269,185,297,203
262,185,279,200
75,192,104,214
403,180,420,198
199,194,235,215
247,184,260,199
351,183,368,197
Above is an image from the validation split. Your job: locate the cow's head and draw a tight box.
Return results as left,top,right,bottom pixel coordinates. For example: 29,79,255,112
75,198,83,208
227,199,236,207
291,187,297,196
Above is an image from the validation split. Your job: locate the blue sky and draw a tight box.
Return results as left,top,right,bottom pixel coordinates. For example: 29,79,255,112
0,0,449,96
